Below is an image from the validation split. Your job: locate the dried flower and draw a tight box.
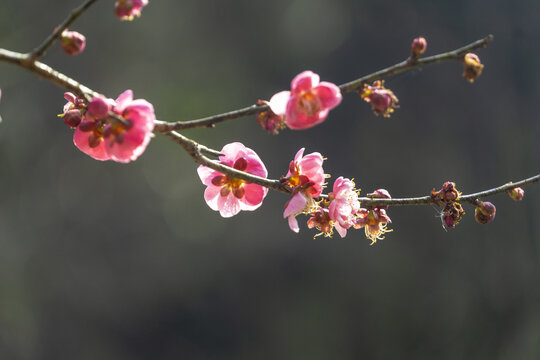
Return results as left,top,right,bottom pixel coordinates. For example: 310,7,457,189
360,80,399,117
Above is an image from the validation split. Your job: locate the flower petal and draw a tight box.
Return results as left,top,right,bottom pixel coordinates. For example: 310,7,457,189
288,215,300,233
268,91,290,115
291,71,319,93
217,192,242,218
314,82,342,110
239,183,268,210
204,185,222,211
283,192,307,218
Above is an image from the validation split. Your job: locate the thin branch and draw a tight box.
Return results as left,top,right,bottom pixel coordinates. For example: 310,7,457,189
154,35,494,133
29,0,100,60
162,131,291,193
339,35,493,92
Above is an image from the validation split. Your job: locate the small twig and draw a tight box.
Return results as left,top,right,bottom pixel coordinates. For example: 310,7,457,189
28,0,100,60
339,35,493,92
153,35,494,133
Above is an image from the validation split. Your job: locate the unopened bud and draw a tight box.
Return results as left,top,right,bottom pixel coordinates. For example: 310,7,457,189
475,201,496,224
462,53,484,83
367,189,391,210
78,120,96,132
87,95,111,120
61,30,86,56
411,37,427,57
507,187,524,201
63,109,82,128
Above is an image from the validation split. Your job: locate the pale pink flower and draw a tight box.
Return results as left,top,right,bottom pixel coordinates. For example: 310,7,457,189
283,148,326,232
115,0,149,20
73,90,155,163
270,71,342,130
197,142,268,218
328,177,360,238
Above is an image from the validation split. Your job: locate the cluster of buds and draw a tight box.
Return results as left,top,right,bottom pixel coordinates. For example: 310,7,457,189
462,53,484,83
432,182,466,228
61,90,155,163
360,80,399,117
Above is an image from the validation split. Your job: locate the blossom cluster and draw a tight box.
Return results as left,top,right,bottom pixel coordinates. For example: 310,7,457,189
197,144,393,245
61,90,155,163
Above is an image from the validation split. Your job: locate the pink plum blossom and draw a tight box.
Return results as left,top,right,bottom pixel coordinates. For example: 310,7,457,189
270,71,342,130
197,142,268,218
328,177,360,238
73,90,155,163
283,148,326,232
115,0,149,20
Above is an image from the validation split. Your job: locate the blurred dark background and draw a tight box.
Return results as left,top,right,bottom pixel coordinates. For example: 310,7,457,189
1,0,539,359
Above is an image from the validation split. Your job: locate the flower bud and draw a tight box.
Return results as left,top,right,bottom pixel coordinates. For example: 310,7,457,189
411,37,427,57
63,109,82,128
462,53,484,83
507,187,524,201
366,189,391,210
474,201,496,224
60,30,86,56
87,95,111,120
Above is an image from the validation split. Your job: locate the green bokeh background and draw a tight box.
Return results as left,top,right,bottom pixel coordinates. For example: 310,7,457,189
0,0,539,359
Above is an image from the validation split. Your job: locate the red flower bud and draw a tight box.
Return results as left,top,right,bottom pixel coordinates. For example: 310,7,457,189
411,37,427,57
63,109,82,128
60,30,86,56
474,201,496,224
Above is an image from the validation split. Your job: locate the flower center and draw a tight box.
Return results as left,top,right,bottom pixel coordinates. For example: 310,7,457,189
297,91,322,116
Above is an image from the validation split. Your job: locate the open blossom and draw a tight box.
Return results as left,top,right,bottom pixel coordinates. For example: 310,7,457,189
283,148,326,232
269,71,342,130
328,177,360,238
115,0,148,20
72,90,155,163
197,142,268,218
